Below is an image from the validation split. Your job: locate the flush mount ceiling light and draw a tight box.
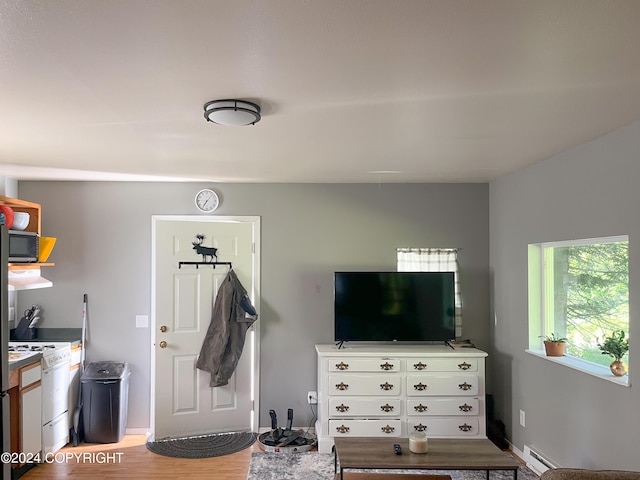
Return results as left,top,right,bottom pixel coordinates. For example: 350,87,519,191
203,99,261,126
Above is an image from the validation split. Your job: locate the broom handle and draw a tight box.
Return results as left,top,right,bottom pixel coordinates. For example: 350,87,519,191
80,293,87,373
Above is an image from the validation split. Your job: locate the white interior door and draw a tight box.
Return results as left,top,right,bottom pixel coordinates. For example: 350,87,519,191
151,216,260,439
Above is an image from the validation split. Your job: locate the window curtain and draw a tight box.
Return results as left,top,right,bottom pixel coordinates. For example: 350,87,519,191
397,247,462,338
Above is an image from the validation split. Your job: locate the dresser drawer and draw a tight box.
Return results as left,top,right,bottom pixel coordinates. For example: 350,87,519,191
407,417,479,436
328,358,400,372
406,397,478,416
406,374,478,396
406,357,478,372
329,419,402,437
329,398,402,417
329,374,401,396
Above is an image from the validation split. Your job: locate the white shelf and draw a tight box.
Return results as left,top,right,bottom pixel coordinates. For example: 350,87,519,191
526,349,629,387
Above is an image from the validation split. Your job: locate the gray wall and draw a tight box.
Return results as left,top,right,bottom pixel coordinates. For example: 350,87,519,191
489,121,640,470
16,183,489,432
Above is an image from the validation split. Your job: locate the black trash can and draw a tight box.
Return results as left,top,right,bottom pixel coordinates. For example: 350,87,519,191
81,361,130,443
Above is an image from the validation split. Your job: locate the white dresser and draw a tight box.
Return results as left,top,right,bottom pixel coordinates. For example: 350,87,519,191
315,344,488,453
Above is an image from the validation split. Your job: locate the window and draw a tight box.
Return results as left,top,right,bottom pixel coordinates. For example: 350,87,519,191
528,236,629,369
397,247,462,338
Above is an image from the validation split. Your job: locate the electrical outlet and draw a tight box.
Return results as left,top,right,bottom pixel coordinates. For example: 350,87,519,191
307,391,318,405
519,410,526,427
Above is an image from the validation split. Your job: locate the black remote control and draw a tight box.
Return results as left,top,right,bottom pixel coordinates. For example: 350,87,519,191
393,443,402,455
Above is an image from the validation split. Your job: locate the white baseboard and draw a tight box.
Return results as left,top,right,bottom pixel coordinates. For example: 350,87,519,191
510,442,525,462
125,428,151,435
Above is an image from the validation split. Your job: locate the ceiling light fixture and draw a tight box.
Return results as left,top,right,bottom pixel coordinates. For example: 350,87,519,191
203,99,261,126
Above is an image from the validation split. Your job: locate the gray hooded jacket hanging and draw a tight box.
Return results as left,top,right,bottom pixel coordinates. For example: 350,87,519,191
196,269,258,387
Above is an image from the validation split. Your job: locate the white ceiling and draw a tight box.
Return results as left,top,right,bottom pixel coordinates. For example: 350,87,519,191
1,0,640,183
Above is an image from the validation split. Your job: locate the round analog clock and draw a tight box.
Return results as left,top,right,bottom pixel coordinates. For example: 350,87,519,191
194,188,220,213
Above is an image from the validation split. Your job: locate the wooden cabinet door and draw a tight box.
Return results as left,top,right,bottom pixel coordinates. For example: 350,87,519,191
21,384,42,455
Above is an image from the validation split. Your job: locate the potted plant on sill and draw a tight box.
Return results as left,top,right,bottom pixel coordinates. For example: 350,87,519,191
598,330,629,377
540,333,568,357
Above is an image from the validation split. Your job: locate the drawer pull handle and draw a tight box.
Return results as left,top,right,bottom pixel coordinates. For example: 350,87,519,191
335,403,350,413
413,382,427,391
380,403,394,412
459,403,473,412
458,362,472,370
336,425,350,434
335,382,349,391
380,362,394,371
413,362,427,370
414,423,427,432
458,382,472,391
380,382,394,391
414,403,428,412
335,362,349,370
459,423,473,432
381,425,395,434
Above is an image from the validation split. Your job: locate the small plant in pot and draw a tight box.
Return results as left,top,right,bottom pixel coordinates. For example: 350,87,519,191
539,333,568,357
598,330,629,377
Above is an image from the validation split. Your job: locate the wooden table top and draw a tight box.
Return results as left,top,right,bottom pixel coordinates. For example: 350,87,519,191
334,438,521,471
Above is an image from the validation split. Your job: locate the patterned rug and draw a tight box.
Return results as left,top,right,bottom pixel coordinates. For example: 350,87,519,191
146,431,256,458
247,452,539,480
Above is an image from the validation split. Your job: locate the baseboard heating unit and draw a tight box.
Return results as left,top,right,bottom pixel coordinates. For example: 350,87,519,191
523,445,558,475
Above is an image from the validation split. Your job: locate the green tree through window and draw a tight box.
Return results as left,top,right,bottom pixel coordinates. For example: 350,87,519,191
552,241,629,366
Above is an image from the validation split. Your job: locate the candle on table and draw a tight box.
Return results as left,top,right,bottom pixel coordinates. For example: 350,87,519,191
409,431,428,453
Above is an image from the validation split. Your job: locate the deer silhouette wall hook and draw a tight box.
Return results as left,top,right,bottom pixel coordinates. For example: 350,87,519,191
192,234,218,262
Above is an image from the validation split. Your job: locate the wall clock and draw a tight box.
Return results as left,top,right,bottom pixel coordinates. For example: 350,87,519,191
194,188,220,213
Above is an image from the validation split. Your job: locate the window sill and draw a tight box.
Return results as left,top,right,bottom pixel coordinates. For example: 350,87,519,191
526,349,630,387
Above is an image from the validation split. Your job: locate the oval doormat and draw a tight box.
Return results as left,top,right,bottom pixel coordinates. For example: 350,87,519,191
146,431,257,458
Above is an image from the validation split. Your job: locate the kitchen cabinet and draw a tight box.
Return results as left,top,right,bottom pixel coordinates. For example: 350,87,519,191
21,362,42,455
9,360,43,467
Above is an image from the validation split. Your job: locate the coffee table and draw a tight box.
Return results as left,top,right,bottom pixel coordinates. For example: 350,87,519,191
334,437,521,480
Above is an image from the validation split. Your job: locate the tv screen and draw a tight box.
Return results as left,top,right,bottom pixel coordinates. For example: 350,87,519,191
334,271,455,343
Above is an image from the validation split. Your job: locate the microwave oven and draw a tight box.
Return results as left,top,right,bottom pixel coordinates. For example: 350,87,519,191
8,230,39,262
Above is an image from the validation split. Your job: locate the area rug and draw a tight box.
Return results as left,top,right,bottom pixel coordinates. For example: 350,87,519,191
146,431,256,458
247,452,539,480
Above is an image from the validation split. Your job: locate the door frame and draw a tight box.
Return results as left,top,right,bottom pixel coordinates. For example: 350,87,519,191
149,215,261,437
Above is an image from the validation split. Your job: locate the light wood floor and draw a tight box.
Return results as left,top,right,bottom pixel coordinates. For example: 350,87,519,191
21,435,263,480
20,436,524,480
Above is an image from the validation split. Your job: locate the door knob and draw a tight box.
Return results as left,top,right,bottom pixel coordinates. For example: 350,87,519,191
159,341,167,348
160,325,168,332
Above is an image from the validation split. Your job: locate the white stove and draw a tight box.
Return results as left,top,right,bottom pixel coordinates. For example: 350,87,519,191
9,342,72,369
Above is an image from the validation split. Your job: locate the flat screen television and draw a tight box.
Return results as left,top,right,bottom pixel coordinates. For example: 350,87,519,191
334,271,455,343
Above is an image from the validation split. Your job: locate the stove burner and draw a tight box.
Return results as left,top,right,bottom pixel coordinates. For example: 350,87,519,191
10,345,31,351
10,343,62,352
